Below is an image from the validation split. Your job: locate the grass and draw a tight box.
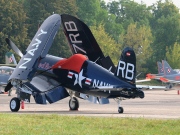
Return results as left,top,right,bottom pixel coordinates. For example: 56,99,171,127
0,114,180,135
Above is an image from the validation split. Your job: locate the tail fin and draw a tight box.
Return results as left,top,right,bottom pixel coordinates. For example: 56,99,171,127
5,52,17,65
162,60,177,75
157,61,163,75
115,47,136,86
61,14,115,72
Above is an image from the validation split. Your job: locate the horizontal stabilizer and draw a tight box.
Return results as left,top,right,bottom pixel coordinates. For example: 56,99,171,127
136,78,151,83
160,77,169,82
146,73,162,80
136,85,168,90
146,73,156,79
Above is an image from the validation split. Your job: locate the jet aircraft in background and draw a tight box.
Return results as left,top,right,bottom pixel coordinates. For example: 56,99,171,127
159,60,180,88
146,61,164,80
0,52,17,67
0,52,16,94
147,60,179,88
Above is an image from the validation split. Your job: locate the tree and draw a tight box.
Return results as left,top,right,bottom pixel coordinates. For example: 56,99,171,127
76,0,124,43
107,0,152,28
24,0,78,57
166,42,180,68
76,0,102,26
123,23,153,74
150,0,180,63
90,24,122,64
0,0,28,63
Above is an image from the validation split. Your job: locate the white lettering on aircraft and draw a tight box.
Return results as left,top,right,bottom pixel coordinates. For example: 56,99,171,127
19,29,47,69
19,58,31,69
64,21,86,54
64,21,78,31
72,44,86,54
116,60,134,80
67,70,110,88
92,79,110,88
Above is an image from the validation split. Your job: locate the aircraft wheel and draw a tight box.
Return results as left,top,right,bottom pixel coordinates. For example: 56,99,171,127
10,97,20,112
118,107,124,113
69,97,79,110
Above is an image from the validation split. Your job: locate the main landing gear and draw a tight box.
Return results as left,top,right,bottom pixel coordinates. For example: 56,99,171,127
10,97,20,112
69,97,79,110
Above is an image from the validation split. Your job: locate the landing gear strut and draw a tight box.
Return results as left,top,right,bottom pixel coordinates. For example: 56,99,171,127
10,97,20,112
115,98,124,113
69,97,79,110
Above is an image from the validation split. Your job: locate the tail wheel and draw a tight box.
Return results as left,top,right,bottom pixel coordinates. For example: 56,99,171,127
69,97,79,110
118,107,124,113
10,97,20,112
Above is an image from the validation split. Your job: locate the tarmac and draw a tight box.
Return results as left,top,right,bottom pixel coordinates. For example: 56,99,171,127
0,89,180,119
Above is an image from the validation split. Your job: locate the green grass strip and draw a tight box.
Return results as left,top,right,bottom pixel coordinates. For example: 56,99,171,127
0,114,179,135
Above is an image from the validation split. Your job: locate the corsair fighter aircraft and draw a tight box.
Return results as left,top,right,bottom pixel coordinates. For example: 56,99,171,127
5,14,145,113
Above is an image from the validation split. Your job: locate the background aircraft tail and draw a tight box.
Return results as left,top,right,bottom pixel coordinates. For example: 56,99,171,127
5,52,17,65
162,60,177,75
146,61,164,79
114,47,136,86
157,61,163,75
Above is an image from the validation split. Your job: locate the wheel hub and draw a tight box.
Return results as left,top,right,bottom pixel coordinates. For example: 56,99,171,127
11,100,16,109
70,101,75,108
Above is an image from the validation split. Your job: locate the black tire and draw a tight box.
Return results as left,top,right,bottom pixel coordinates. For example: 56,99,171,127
69,97,79,110
10,97,20,112
118,107,124,113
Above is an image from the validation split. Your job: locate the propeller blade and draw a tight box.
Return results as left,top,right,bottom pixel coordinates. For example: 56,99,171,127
5,38,23,57
4,82,13,92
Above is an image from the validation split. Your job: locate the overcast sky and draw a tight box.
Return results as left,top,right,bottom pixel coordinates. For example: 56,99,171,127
104,0,180,9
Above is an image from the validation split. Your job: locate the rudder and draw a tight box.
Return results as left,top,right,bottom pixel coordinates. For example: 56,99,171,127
157,61,163,75
115,47,136,86
162,60,177,75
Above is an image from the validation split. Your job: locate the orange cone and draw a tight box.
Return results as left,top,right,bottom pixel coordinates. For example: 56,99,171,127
177,90,180,95
21,101,24,109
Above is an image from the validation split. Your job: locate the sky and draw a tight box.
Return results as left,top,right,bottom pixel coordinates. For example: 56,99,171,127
104,0,180,9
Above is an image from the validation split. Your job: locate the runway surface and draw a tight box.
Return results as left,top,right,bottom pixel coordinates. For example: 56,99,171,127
0,90,180,119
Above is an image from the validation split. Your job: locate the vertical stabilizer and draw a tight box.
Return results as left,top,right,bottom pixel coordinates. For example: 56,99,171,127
162,60,177,75
5,52,17,65
157,61,163,75
115,47,136,86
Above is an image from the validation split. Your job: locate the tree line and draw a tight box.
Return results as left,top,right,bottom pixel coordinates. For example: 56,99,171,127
0,0,180,77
